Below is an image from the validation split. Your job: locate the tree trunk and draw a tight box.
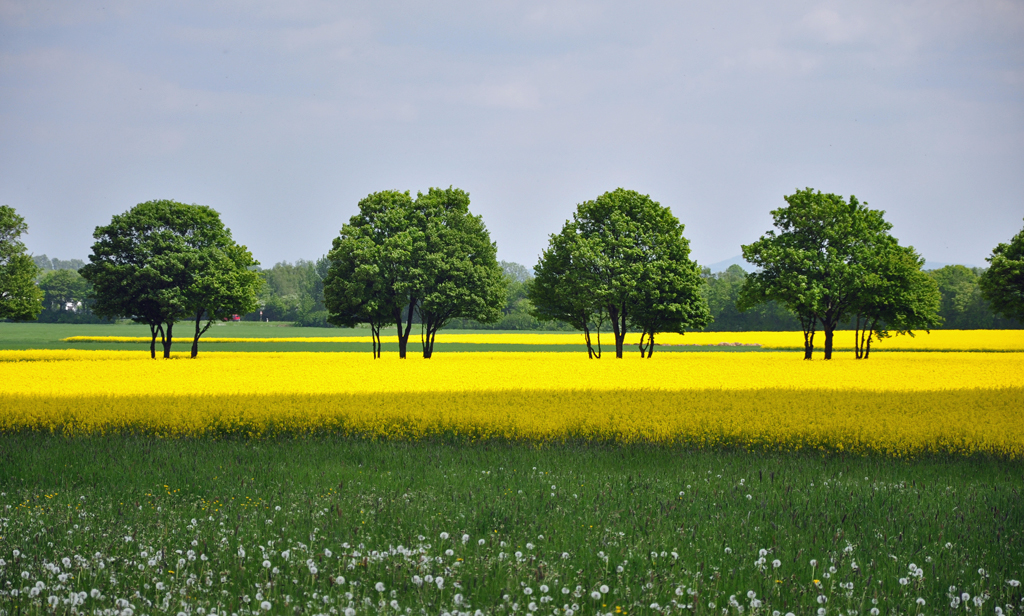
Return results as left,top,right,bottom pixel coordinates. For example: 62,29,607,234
422,317,436,359
162,321,174,358
583,325,595,358
646,331,655,358
854,315,863,359
395,301,416,359
800,316,815,360
191,310,202,359
370,321,381,359
609,304,626,359
865,324,874,359
823,322,835,360
149,323,159,359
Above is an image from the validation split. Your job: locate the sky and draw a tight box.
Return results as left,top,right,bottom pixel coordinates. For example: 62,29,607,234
2,0,1022,271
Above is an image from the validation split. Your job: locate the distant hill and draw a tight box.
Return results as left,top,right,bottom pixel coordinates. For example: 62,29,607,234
923,261,981,271
704,255,753,273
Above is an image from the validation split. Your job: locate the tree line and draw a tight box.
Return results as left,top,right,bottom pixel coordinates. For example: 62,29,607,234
1,191,1021,360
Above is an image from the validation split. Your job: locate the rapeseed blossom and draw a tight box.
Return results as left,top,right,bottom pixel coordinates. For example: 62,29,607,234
1,350,1022,457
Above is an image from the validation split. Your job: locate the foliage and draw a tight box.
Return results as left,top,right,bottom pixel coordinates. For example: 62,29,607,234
80,200,260,359
36,268,107,323
183,241,261,358
927,265,1023,329
325,190,419,357
741,189,905,360
32,254,86,272
248,259,332,327
851,245,942,358
444,261,569,331
701,265,801,331
979,219,1024,325
325,188,505,358
529,225,609,356
530,189,709,358
413,187,505,358
0,204,43,321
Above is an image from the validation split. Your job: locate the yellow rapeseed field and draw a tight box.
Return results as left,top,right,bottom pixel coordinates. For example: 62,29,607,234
2,350,1021,457
62,329,1024,351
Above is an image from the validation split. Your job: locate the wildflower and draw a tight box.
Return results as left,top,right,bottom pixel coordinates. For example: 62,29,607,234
262,560,271,569
324,548,332,557
772,559,782,569
260,601,272,611
440,532,450,540
1009,580,1021,587
376,582,385,592
599,585,609,594
524,587,533,595
345,609,356,616
917,598,926,606
591,591,601,600
479,539,486,546
436,576,445,589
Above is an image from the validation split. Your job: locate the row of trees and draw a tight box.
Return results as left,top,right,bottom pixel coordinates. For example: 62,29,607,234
1,192,1022,360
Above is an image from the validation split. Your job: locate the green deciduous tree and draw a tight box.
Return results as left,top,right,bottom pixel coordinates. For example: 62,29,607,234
979,219,1024,325
0,205,43,321
852,245,942,358
81,200,260,358
38,269,93,320
529,225,608,357
702,265,801,331
414,187,505,358
530,189,709,358
326,190,420,358
326,188,503,358
184,242,261,358
741,188,897,360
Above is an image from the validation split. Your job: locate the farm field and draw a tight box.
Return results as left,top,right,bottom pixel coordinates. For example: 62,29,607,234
2,350,1023,455
0,322,763,354
5,322,1024,353
2,335,1023,614
0,436,1022,616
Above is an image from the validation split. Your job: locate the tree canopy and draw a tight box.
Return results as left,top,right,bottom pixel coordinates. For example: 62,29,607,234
741,188,935,359
81,200,260,358
851,244,942,358
0,205,43,321
979,219,1024,325
529,188,709,358
325,187,504,358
